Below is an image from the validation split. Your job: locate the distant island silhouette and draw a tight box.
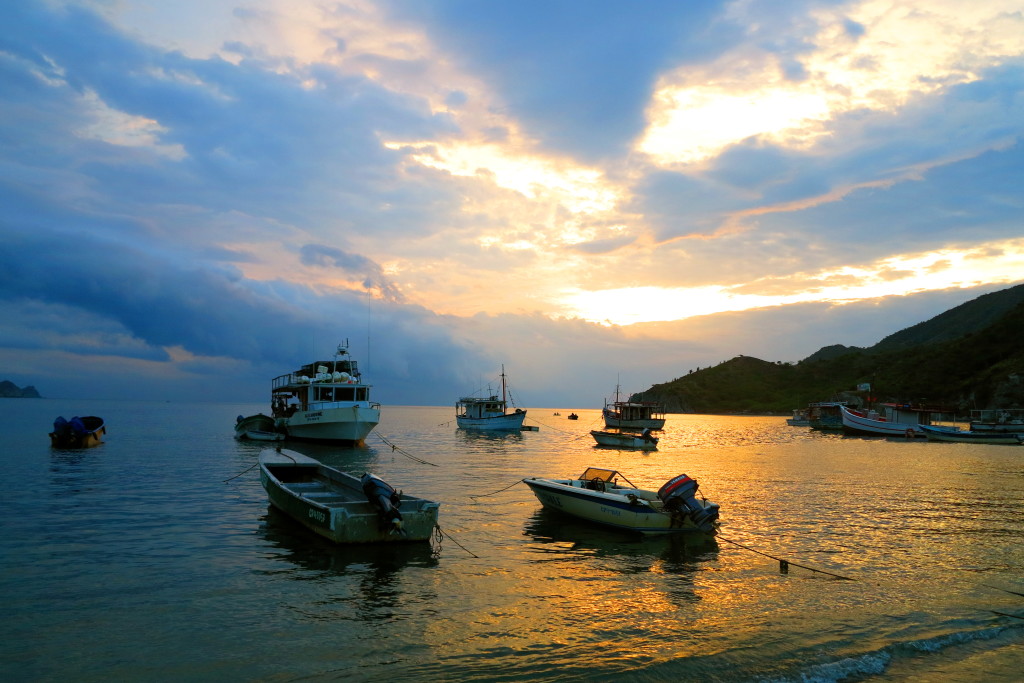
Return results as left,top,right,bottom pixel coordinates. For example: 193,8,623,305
0,380,41,398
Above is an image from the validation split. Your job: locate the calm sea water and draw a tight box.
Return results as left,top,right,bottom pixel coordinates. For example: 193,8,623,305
2,399,1023,682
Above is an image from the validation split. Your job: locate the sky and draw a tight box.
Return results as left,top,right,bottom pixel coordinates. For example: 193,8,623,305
1,0,1023,408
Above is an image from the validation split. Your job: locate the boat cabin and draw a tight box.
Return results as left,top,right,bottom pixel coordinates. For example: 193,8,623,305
456,396,511,419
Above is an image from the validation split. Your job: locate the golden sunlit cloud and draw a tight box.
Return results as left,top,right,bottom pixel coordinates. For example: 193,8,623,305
559,240,1024,326
74,90,186,160
640,1,1024,165
385,140,621,215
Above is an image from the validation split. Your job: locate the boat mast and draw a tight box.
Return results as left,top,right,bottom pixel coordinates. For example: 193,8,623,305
501,364,507,405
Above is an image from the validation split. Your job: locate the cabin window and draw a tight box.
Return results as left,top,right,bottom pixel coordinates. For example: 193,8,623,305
336,387,355,401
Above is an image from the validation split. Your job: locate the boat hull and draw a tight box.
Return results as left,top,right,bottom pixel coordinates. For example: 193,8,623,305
278,404,380,444
456,412,526,431
840,405,929,438
235,414,280,440
590,430,658,450
522,477,713,535
259,449,439,544
920,425,1023,444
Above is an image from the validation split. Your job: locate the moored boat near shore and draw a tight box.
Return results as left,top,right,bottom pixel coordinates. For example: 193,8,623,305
602,385,665,430
919,424,1023,444
840,403,955,438
523,467,719,535
49,415,106,448
455,366,527,431
590,429,659,450
968,409,1024,434
258,448,440,544
235,413,283,441
271,342,380,444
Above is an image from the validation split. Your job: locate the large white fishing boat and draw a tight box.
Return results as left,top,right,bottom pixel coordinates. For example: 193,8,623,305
455,366,527,431
271,342,380,444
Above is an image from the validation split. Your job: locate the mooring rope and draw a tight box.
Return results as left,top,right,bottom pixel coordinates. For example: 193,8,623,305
372,432,439,467
222,461,260,483
469,479,525,499
715,535,857,581
434,524,478,558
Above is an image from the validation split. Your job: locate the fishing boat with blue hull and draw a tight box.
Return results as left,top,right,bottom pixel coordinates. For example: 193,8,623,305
919,425,1023,444
522,467,720,535
271,342,380,445
49,415,106,448
258,448,440,544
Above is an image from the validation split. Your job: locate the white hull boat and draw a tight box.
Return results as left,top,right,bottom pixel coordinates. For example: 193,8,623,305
590,429,658,450
840,404,954,438
601,384,665,430
259,448,439,544
271,342,380,444
456,366,527,431
522,467,719,535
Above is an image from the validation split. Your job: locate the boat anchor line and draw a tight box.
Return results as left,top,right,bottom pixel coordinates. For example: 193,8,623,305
433,524,478,558
716,536,857,581
469,479,524,499
717,536,1024,620
371,433,440,467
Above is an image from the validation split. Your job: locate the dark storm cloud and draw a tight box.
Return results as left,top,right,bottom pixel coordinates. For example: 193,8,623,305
299,244,405,302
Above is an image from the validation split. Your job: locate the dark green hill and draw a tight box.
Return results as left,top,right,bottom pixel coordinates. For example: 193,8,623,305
640,284,1024,414
872,284,1024,352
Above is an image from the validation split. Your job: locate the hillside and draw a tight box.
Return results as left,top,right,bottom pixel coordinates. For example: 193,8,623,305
639,284,1024,414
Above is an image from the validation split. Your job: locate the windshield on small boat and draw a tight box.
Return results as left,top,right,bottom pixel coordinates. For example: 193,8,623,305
578,467,622,484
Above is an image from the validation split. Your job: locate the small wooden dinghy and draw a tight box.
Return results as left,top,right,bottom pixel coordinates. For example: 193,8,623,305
590,429,658,450
235,413,284,441
258,448,440,543
49,416,106,448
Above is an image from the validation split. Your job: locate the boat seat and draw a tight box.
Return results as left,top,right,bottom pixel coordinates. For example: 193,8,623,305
303,491,348,501
288,482,326,490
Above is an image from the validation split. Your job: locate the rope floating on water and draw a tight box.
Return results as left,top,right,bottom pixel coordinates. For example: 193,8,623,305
372,432,439,467
223,461,260,483
716,535,857,581
469,479,524,499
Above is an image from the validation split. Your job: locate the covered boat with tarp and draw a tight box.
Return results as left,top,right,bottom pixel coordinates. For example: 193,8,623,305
49,415,106,448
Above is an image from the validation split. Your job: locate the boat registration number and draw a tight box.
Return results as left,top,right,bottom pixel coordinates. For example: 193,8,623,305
308,507,327,524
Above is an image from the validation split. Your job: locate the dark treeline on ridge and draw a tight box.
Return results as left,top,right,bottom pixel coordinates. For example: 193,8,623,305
638,283,1024,415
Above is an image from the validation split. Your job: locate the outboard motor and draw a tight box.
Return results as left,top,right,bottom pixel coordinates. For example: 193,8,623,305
69,416,87,435
360,473,404,534
657,474,720,532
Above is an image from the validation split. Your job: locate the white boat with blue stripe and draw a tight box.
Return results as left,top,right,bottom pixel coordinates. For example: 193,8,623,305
522,467,720,535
